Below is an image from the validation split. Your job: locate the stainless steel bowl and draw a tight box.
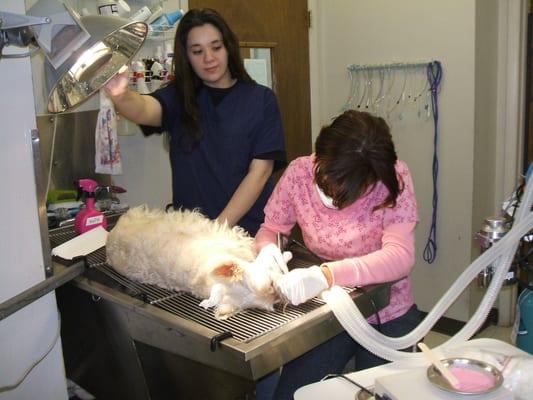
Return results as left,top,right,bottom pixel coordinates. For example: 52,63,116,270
427,358,503,395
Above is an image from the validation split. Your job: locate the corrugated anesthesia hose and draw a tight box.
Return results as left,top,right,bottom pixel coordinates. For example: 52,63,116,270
323,176,533,363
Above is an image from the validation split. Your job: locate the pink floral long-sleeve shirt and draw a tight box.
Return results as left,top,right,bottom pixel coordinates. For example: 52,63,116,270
255,155,419,323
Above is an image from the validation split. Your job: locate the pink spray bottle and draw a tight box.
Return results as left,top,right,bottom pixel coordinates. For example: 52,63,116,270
74,179,108,234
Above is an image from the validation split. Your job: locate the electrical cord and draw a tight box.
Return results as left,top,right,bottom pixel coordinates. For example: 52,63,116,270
515,243,533,264
498,175,533,293
321,373,374,397
353,286,382,333
422,61,443,264
508,182,524,221
505,180,533,290
0,311,61,393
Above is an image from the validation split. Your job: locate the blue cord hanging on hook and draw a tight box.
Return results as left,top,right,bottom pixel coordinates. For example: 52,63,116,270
423,61,443,264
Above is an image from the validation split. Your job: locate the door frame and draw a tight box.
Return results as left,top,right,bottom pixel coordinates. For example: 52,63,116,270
494,0,527,204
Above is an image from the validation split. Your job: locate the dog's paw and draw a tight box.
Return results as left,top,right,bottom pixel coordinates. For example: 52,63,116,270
214,303,236,320
199,283,225,309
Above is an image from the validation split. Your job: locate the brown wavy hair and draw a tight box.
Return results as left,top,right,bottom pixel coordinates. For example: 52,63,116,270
171,8,253,148
314,110,402,210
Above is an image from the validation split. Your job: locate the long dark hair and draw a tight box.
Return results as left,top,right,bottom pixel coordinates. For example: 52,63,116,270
314,110,402,210
172,8,253,148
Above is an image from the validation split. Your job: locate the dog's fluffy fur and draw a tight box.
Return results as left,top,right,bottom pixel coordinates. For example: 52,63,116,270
106,206,278,319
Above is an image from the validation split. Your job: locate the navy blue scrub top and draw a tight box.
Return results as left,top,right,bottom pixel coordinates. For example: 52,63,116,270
141,80,286,235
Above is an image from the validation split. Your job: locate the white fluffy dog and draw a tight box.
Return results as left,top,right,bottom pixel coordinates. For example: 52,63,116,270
106,206,281,319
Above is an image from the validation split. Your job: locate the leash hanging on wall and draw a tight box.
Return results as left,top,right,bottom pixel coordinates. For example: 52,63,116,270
423,61,443,264
341,60,443,263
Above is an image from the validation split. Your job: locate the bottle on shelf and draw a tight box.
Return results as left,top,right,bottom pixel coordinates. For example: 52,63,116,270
130,4,164,24
146,5,164,24
130,5,152,22
74,179,108,234
97,0,130,16
130,60,150,94
150,9,184,34
163,42,174,80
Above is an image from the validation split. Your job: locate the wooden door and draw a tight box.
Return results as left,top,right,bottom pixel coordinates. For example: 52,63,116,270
189,0,312,163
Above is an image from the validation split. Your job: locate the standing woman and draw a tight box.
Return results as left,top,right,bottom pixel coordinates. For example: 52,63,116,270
105,8,286,235
255,110,421,399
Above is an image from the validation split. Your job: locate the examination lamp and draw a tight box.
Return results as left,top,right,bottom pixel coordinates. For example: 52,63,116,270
0,0,148,113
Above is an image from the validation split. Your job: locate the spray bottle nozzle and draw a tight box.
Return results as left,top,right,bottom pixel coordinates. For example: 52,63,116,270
77,179,99,193
76,178,99,201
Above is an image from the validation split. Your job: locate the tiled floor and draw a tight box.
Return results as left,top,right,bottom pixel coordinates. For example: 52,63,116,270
424,324,513,348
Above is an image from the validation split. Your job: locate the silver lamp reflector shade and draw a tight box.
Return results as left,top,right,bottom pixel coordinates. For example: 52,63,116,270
46,16,148,113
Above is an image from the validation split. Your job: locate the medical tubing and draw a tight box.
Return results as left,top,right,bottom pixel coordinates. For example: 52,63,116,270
325,229,524,364
324,177,533,361
322,374,374,396
436,178,533,346
446,184,533,345
325,213,533,351
339,214,531,350
323,180,533,363
323,287,425,363
325,287,460,363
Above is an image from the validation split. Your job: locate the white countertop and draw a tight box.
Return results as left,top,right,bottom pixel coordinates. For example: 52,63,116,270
294,338,527,400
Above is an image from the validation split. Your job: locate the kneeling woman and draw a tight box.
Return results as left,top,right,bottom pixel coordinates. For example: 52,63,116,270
255,110,421,399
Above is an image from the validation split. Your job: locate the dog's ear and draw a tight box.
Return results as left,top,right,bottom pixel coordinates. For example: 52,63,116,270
212,261,243,282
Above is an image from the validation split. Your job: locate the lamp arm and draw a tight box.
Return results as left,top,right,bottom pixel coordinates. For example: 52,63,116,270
0,11,50,53
0,11,50,30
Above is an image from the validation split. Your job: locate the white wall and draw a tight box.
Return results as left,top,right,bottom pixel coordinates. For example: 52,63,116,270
112,122,173,208
0,1,68,399
309,0,479,321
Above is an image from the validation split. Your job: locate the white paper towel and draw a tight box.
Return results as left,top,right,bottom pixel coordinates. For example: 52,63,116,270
52,226,108,260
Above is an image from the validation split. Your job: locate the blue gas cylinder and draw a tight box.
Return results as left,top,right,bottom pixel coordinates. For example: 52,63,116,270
517,288,533,355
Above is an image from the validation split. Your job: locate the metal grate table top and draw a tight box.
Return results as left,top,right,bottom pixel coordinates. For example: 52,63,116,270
50,227,353,343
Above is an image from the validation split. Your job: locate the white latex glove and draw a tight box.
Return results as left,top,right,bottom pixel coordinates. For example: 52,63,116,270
254,243,292,275
275,266,329,306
